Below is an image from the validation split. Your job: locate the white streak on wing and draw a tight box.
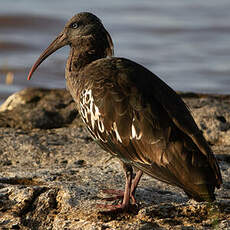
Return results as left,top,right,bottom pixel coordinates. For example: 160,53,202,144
93,104,101,120
80,102,89,123
160,151,169,164
130,118,142,140
98,120,105,133
89,100,95,129
90,100,102,130
112,122,122,143
131,124,136,138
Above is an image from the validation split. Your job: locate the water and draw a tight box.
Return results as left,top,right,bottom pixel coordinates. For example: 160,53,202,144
1,0,230,103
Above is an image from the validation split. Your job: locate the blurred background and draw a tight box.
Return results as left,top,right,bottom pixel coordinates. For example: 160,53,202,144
1,0,230,104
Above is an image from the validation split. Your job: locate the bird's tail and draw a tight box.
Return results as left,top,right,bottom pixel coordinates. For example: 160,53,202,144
184,184,216,202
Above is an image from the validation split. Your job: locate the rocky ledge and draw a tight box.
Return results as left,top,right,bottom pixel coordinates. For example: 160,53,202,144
0,88,229,230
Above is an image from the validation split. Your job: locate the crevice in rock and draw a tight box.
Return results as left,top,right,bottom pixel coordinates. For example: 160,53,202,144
17,187,48,217
0,177,46,186
18,187,60,230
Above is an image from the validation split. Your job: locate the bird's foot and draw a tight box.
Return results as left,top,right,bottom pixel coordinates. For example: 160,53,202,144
97,189,137,213
97,202,138,214
97,169,142,213
100,189,123,201
101,188,137,204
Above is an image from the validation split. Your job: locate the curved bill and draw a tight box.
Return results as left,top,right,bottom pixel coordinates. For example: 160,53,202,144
27,32,68,80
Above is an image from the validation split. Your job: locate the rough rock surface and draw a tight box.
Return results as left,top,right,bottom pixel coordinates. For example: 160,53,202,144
0,88,229,230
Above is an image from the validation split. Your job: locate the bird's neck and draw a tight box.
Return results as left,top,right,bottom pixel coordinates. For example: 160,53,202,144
65,48,98,73
65,36,111,74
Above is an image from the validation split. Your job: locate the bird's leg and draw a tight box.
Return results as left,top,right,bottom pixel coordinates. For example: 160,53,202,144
102,169,143,204
130,170,143,204
120,163,133,206
100,162,143,211
98,163,133,211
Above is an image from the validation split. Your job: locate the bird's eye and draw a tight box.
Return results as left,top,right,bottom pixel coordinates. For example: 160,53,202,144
71,22,79,29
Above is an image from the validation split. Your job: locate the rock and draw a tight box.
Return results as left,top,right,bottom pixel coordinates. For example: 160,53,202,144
181,93,230,145
0,88,80,129
0,88,229,229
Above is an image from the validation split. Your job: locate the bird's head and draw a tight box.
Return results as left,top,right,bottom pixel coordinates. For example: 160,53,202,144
27,12,113,80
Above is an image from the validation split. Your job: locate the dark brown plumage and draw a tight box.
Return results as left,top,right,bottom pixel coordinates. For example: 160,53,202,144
28,12,222,211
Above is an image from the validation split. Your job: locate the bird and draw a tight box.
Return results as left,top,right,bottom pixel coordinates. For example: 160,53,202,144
27,12,222,211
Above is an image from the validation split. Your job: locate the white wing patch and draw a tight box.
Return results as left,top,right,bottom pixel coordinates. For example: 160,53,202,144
131,124,142,140
130,118,142,140
112,122,122,143
80,88,124,143
80,89,106,142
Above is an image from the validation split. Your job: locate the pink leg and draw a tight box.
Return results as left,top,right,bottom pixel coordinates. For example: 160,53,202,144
102,170,143,203
98,164,143,212
98,163,133,211
130,170,143,204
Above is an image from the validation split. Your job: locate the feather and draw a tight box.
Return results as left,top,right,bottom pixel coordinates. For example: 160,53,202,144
78,57,222,201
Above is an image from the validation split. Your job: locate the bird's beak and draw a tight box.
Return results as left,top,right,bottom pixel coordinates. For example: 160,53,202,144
27,32,68,80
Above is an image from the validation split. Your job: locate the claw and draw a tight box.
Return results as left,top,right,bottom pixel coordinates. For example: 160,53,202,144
100,189,124,201
101,188,137,204
97,203,138,214
101,189,124,196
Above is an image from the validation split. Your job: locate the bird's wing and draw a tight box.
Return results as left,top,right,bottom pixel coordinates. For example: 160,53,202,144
80,58,222,187
140,67,223,187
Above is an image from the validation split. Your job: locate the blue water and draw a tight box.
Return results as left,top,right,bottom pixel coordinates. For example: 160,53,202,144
1,0,230,103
